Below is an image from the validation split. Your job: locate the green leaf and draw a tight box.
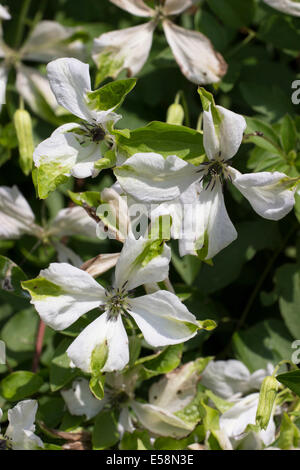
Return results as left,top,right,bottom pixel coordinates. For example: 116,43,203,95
116,121,205,164
49,338,79,392
0,371,43,401
208,0,256,28
0,255,27,298
87,78,136,112
276,412,300,450
141,344,183,378
171,252,202,286
274,263,300,340
91,341,109,375
89,374,106,400
280,115,298,155
120,430,153,450
277,370,300,398
68,190,101,209
92,410,119,450
233,319,293,372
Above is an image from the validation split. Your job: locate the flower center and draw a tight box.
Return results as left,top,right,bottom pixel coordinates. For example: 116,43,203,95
105,287,129,320
197,153,232,191
81,122,106,143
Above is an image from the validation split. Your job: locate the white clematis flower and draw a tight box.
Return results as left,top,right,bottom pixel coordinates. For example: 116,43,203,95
0,19,85,115
61,378,107,420
92,0,227,85
5,400,44,450
34,58,121,179
23,235,199,374
262,0,300,17
219,393,276,450
0,185,98,267
201,360,274,400
0,3,10,21
115,105,296,259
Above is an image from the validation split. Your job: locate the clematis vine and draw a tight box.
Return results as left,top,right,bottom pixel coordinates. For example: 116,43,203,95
0,185,98,267
115,94,296,259
92,0,227,85
1,400,43,450
22,235,201,374
0,11,86,119
262,0,300,16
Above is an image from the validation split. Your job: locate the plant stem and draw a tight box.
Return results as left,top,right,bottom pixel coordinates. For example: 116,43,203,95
14,0,32,49
32,320,46,373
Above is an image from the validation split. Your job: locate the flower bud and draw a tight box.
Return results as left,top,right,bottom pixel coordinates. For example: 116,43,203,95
166,103,184,126
256,376,278,430
13,109,34,176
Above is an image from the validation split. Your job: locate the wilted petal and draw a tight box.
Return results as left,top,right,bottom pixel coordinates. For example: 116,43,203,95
110,0,154,17
93,21,155,80
203,105,247,161
67,311,129,373
163,0,197,15
23,263,106,330
61,378,106,419
0,339,5,364
0,186,42,239
114,235,171,290
81,253,120,278
193,181,237,259
262,0,300,17
149,360,201,413
6,400,44,450
230,168,296,220
115,153,198,203
33,123,102,179
16,64,61,116
163,20,227,85
47,58,94,121
220,393,276,448
128,290,198,347
49,206,98,238
20,21,85,62
131,401,194,438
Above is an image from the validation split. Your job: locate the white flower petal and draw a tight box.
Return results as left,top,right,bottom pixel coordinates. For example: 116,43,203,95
163,20,227,85
0,63,8,110
28,263,106,330
231,168,295,220
193,181,237,259
220,393,276,448
49,206,98,239
92,21,155,79
20,21,85,62
33,123,101,179
117,407,135,438
262,0,300,17
53,242,84,268
47,58,93,121
61,378,106,420
67,312,129,373
0,339,5,364
16,65,61,116
114,235,171,290
0,186,42,239
128,290,198,347
115,152,198,203
163,0,196,15
6,400,44,450
149,360,200,413
201,360,253,399
110,0,154,17
131,401,194,438
0,4,11,20
203,105,247,161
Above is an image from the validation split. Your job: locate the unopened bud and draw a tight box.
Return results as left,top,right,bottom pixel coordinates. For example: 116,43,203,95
13,109,34,176
256,376,278,430
166,103,184,126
